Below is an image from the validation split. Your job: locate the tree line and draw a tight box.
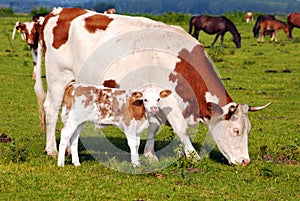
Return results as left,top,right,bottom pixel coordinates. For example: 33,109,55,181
2,0,300,15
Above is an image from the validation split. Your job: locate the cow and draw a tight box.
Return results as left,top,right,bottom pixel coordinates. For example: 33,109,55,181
104,8,116,14
12,15,45,80
245,12,253,23
35,7,270,166
57,82,172,167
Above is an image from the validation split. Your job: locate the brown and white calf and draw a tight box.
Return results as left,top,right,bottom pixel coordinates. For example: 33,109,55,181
35,7,270,166
58,82,171,167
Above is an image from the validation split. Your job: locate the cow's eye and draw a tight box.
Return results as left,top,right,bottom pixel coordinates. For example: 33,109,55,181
157,98,160,102
144,99,148,102
233,128,240,136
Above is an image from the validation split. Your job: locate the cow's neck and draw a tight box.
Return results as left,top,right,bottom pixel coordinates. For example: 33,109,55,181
170,45,233,121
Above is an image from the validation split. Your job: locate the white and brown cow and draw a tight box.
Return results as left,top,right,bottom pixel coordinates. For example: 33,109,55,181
58,82,171,167
35,7,270,166
12,16,44,80
245,12,253,23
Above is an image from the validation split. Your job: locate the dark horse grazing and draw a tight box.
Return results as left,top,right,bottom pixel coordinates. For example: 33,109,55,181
252,15,276,38
189,15,241,48
287,12,300,39
258,19,291,43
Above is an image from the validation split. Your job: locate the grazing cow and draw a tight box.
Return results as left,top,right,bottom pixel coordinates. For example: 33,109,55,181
287,12,300,39
104,8,116,14
35,7,270,166
58,82,172,167
245,12,253,23
12,15,45,79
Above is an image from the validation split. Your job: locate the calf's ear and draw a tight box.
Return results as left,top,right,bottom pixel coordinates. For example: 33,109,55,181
131,91,143,99
160,89,172,98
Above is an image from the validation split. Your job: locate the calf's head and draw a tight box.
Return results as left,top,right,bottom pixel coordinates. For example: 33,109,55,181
132,88,172,115
209,102,270,166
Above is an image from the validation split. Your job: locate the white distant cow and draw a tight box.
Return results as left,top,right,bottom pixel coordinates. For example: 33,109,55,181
12,15,45,80
246,12,253,23
35,7,270,166
58,82,171,167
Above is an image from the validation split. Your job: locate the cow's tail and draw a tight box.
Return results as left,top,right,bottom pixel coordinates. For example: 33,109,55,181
34,42,46,132
188,16,195,34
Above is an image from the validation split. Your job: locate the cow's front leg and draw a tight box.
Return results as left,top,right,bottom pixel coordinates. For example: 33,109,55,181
143,118,160,163
160,99,199,159
125,124,141,167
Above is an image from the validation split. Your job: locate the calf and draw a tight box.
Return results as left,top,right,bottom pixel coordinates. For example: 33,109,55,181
58,82,171,167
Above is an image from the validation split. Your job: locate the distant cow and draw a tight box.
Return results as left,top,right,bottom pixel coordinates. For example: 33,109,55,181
12,14,45,79
57,82,172,167
245,12,253,23
104,8,116,14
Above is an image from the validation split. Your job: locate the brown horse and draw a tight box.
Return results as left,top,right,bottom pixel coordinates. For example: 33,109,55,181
287,12,300,39
189,15,241,48
258,19,291,42
252,15,276,38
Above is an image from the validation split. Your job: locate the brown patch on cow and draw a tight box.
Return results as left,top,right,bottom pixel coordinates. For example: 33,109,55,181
85,14,113,33
62,82,75,110
40,13,55,54
103,79,119,88
169,45,232,120
122,94,146,126
75,85,98,108
52,8,87,49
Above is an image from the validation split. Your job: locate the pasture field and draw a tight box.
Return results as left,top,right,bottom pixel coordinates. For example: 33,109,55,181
0,13,299,200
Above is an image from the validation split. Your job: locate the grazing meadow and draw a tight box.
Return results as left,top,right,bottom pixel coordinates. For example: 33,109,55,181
0,12,299,200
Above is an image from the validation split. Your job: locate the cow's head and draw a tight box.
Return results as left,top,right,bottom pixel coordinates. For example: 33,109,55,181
12,21,40,47
209,102,271,166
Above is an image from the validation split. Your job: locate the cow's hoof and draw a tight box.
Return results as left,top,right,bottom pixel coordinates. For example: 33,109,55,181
144,152,158,163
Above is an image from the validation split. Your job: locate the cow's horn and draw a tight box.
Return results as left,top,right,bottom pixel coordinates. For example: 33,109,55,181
249,102,271,111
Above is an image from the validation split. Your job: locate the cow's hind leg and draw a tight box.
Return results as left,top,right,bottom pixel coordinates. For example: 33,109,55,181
44,83,66,156
69,123,84,167
58,124,77,167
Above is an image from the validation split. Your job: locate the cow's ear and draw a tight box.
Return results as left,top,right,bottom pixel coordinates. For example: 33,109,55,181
131,91,143,99
207,102,223,118
225,104,238,120
160,89,172,98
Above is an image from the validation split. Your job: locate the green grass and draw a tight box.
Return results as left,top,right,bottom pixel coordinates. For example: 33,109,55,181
0,14,300,200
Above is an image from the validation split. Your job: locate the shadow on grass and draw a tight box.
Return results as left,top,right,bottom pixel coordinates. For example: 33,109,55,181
57,135,228,167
